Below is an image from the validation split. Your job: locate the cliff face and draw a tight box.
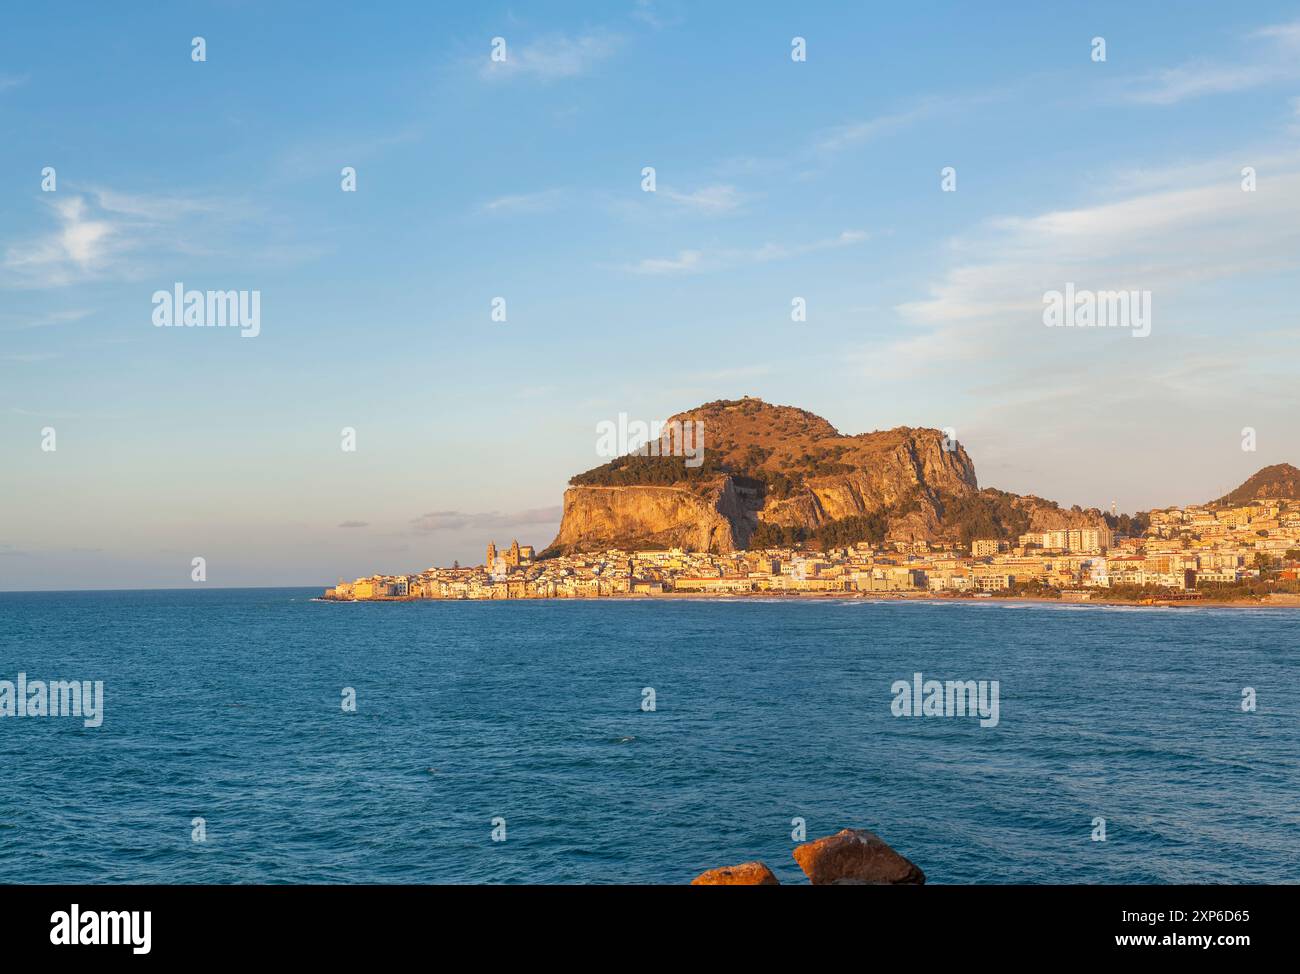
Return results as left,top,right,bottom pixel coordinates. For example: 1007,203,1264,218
548,483,760,555
761,427,979,539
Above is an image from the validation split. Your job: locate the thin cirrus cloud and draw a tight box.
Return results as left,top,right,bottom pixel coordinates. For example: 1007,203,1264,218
2,196,115,287
810,91,1009,161
481,184,747,218
479,30,622,81
1124,18,1300,105
713,92,1000,183
0,308,93,331
812,102,941,156
409,507,563,534
480,189,565,214
859,139,1300,509
337,521,370,529
630,0,682,31
1,188,225,289
901,173,1300,323
662,184,748,214
626,229,869,275
710,105,934,180
880,155,1300,384
1,352,60,363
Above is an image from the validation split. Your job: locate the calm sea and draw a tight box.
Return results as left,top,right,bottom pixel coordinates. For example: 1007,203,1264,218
1,588,1296,884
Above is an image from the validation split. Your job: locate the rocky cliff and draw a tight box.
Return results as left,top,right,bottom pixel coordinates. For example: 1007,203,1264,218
548,482,758,554
545,397,1108,555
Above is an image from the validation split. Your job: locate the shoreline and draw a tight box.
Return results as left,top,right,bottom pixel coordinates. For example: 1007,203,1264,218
317,590,1300,609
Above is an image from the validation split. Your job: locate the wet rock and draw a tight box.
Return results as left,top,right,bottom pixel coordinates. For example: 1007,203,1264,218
690,861,780,885
792,829,925,885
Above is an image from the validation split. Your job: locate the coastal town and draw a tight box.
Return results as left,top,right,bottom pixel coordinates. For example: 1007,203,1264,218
323,498,1300,604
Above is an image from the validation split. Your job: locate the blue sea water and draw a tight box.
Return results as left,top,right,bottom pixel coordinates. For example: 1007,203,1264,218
0,588,1296,884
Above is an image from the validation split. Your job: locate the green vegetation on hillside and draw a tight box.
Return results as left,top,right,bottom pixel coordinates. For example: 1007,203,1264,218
750,491,923,550
750,514,892,550
935,489,1032,544
1104,510,1152,536
570,447,854,496
570,453,729,487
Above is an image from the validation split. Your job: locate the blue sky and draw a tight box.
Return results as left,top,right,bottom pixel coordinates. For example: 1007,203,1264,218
2,1,1299,589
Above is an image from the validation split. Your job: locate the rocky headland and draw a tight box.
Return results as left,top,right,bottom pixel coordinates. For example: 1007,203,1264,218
545,397,1109,556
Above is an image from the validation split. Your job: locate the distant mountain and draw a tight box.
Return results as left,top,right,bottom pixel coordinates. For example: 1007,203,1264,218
1216,463,1300,505
544,398,1106,556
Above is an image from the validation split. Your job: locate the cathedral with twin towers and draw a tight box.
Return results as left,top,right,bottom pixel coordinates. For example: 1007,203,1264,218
486,539,536,575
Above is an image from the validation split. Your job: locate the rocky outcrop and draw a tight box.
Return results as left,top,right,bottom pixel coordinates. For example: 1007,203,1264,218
1017,497,1108,532
548,398,987,554
690,828,923,885
762,431,979,537
1216,463,1300,504
546,397,1123,554
791,828,925,885
546,482,761,556
690,861,780,885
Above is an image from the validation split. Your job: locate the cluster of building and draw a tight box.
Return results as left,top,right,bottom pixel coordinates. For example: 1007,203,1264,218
322,500,1300,602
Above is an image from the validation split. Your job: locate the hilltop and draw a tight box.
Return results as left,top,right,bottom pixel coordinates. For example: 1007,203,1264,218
1216,463,1300,505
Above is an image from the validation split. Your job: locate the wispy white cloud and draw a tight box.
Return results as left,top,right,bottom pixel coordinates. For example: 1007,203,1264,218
3,196,115,287
851,146,1300,508
629,249,703,274
626,229,869,275
662,184,747,214
0,74,28,93
480,31,622,82
88,188,219,222
900,177,1300,325
630,0,683,30
0,308,93,331
872,156,1300,392
813,103,940,155
810,89,1010,162
410,507,562,533
1,352,60,363
1106,148,1300,194
2,187,250,288
1125,19,1300,104
271,124,424,184
481,189,564,214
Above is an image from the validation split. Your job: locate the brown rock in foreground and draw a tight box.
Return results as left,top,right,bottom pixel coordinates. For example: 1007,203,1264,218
792,829,925,885
690,861,780,885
